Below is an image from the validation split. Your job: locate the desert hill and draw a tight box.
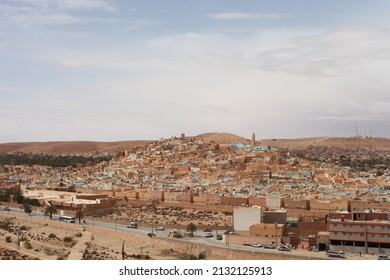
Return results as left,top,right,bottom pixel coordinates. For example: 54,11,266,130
0,133,389,155
258,137,390,151
194,132,249,144
0,140,150,155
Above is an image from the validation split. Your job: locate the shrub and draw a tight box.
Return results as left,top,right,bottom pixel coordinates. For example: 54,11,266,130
173,232,183,238
48,233,56,238
198,251,206,260
5,236,12,243
19,235,28,241
24,241,33,249
63,236,73,243
177,253,198,260
20,225,28,231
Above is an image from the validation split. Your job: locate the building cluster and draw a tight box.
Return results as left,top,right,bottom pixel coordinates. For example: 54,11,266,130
1,135,389,254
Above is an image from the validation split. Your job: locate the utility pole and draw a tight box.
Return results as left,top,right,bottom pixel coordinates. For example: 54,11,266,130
121,241,125,260
151,200,156,235
17,222,20,250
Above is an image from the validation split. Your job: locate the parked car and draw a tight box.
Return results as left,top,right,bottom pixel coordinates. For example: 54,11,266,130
3,206,10,211
216,234,223,240
203,228,211,232
155,226,165,231
378,255,389,260
204,232,213,238
251,242,262,248
277,245,291,251
263,244,276,249
127,222,138,228
147,233,156,237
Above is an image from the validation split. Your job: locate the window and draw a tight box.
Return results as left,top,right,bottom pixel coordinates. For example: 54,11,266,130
371,226,376,229
371,234,376,237
349,233,353,236
343,233,347,236
343,224,347,228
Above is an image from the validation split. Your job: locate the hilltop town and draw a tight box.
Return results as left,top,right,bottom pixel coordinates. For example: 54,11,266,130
0,133,389,259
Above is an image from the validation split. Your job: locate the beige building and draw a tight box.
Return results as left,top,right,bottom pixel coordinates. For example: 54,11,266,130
233,206,262,232
249,223,284,244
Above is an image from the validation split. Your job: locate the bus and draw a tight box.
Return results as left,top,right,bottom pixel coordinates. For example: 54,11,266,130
59,216,76,223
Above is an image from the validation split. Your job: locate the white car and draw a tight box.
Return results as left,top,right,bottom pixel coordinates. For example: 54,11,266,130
155,226,165,231
251,242,262,248
204,232,213,238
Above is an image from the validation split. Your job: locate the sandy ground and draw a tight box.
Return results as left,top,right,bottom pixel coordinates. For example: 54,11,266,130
101,204,233,230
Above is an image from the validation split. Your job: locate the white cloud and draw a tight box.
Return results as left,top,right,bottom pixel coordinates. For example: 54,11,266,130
59,60,85,67
0,0,118,27
19,0,117,12
6,12,82,27
126,19,160,31
56,0,118,13
208,12,288,21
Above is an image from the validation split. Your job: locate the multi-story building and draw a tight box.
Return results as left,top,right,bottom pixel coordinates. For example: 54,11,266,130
328,212,390,255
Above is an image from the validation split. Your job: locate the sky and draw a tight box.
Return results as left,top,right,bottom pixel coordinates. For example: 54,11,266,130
1,0,390,142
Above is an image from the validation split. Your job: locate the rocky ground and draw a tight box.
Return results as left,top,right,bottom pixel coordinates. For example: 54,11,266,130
100,204,233,230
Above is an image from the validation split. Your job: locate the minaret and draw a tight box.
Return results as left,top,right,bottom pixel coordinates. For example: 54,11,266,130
251,133,255,146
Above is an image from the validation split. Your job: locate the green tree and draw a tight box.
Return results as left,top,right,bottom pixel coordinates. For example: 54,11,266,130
74,210,85,224
44,204,57,220
186,223,197,237
12,190,25,204
23,202,32,214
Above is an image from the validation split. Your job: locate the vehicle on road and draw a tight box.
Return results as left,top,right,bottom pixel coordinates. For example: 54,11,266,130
378,255,389,260
250,242,262,248
155,226,165,231
216,234,223,240
326,250,345,258
204,232,214,238
277,244,291,251
263,244,276,249
59,216,76,223
147,233,156,237
307,246,318,252
203,228,211,232
3,206,10,211
127,222,138,228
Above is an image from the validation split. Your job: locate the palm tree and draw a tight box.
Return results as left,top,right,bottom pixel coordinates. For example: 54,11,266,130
186,223,197,237
44,204,57,220
74,210,85,224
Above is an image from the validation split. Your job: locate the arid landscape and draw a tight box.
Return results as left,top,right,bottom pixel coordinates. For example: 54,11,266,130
1,134,389,156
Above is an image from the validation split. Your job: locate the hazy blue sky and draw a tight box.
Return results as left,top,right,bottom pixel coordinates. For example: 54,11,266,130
1,0,390,142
